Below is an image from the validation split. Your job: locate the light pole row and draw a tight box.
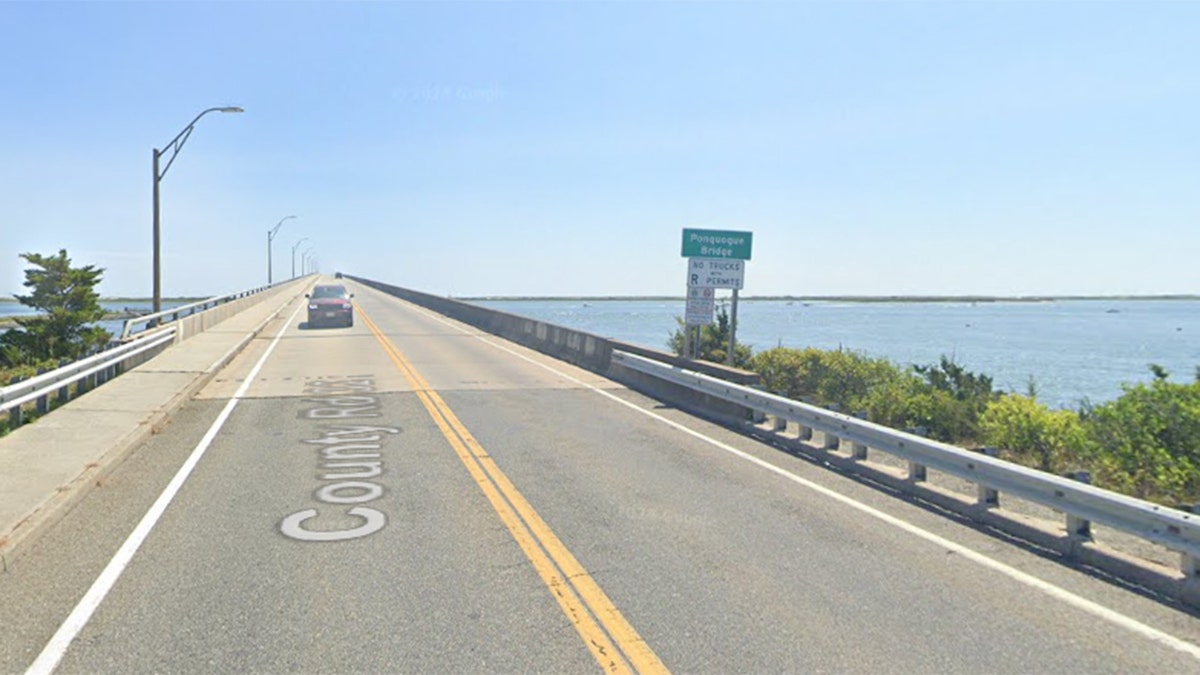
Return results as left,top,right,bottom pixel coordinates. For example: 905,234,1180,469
268,218,313,283
153,106,326,306
267,215,296,284
291,238,309,279
152,106,243,313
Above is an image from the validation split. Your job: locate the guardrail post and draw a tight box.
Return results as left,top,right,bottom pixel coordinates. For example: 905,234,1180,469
851,411,869,460
56,359,70,404
772,415,787,433
1183,552,1199,580
823,429,840,451
750,386,767,424
1064,471,1093,539
794,398,814,442
904,426,928,482
7,376,23,428
976,447,1000,508
821,405,841,450
35,368,50,414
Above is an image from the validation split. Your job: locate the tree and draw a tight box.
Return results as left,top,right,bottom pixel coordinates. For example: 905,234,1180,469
0,250,110,366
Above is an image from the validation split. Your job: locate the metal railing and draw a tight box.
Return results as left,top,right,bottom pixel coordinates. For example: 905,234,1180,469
611,349,1200,578
3,279,294,429
1,328,177,427
119,284,278,340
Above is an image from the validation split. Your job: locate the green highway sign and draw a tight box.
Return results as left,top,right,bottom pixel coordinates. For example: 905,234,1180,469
681,228,753,260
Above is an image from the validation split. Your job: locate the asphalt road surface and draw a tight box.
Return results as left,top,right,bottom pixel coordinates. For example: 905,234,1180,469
3,279,1200,673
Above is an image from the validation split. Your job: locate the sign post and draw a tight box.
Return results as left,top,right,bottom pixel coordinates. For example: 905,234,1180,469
680,228,752,365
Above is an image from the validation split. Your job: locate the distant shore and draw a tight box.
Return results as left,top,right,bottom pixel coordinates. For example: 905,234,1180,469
2,294,1195,305
0,297,205,304
459,294,1200,303
2,294,1197,329
0,298,206,329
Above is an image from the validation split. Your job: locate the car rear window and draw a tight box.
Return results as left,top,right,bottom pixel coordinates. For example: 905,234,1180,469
312,286,348,299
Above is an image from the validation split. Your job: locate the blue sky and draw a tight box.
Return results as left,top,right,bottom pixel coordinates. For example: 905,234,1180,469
2,1,1197,299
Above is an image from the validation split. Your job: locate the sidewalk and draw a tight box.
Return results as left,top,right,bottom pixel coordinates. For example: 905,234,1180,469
0,280,311,570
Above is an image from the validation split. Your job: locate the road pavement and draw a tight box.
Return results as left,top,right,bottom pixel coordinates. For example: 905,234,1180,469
2,278,1199,673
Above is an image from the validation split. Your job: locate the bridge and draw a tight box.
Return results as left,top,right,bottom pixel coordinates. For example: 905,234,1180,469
2,277,1199,673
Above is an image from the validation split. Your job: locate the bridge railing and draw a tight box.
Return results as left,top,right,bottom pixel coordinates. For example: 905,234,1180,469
612,349,1200,581
1,328,177,428
119,283,281,340
3,279,303,431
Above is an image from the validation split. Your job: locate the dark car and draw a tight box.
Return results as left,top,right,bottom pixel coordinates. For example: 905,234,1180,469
306,284,354,327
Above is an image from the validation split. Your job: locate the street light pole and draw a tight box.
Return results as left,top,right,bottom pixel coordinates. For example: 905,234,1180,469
152,106,244,313
267,215,296,284
301,247,314,276
291,237,309,279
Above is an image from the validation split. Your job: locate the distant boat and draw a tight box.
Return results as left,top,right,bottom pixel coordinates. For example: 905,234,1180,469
1105,309,1120,314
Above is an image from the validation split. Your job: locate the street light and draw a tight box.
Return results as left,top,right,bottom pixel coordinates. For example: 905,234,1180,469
267,216,296,284
302,247,314,276
152,106,244,313
291,237,309,278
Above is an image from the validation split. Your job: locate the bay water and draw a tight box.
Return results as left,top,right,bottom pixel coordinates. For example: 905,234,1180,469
5,297,1197,410
473,298,1200,410
0,300,190,341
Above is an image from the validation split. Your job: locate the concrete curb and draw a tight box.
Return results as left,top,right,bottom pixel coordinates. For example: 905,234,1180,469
0,282,309,572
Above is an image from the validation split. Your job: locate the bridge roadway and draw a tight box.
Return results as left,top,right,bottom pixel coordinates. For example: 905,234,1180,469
2,278,1199,673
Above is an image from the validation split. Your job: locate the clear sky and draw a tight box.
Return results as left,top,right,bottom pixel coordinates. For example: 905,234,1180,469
1,1,1197,299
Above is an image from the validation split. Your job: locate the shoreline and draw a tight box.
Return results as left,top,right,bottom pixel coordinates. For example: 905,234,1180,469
459,294,1200,303
2,294,1197,310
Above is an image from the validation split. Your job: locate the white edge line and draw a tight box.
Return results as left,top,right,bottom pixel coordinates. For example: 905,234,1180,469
398,300,1200,661
25,300,306,675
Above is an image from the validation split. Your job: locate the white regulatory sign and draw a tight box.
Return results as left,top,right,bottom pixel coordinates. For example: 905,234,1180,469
685,287,715,325
687,257,745,289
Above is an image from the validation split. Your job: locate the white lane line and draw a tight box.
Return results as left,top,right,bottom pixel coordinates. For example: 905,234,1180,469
26,300,305,675
400,303,1200,661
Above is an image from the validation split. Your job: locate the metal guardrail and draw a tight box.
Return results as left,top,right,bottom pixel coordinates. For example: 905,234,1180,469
611,349,1200,577
119,284,278,340
3,279,296,430
1,328,177,426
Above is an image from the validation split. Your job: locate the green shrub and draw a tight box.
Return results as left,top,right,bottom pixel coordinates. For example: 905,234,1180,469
980,394,1088,472
1080,368,1200,504
676,321,1200,506
749,347,901,412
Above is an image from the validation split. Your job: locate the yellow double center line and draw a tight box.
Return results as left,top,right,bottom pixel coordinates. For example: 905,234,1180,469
359,306,668,675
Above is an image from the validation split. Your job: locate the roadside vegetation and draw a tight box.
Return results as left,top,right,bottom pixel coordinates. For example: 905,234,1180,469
670,311,1200,508
1,250,111,435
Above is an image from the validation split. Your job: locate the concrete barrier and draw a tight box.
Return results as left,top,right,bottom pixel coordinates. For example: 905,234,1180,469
350,277,760,424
